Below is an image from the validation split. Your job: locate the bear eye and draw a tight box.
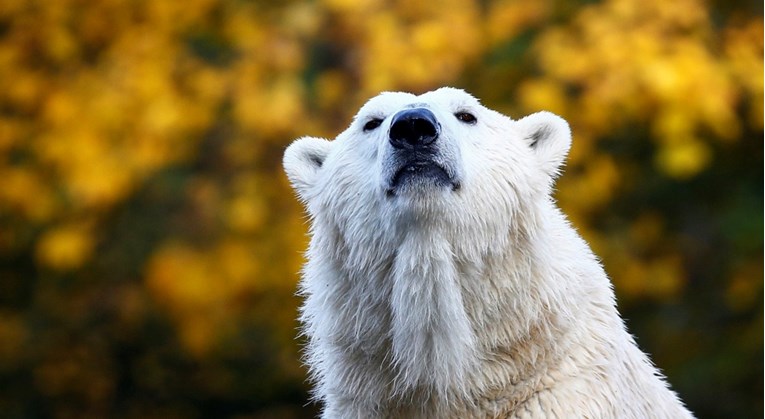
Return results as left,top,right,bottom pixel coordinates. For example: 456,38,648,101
455,111,477,125
363,118,383,132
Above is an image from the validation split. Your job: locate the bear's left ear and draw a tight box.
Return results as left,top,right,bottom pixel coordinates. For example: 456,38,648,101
516,111,572,180
283,136,332,202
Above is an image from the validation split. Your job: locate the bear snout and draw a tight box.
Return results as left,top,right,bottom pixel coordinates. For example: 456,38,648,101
389,108,440,149
383,108,461,197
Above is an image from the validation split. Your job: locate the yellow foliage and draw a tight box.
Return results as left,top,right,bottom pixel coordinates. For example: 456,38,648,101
654,136,712,179
724,20,765,129
32,344,114,404
0,0,755,303
323,0,380,13
613,253,686,300
283,2,323,37
558,155,620,214
315,70,352,111
233,76,307,137
517,79,568,116
0,167,57,222
628,213,665,249
355,3,482,93
486,0,549,44
726,261,764,312
145,243,222,355
35,223,95,271
646,255,686,299
145,240,262,355
528,0,759,179
0,312,26,367
177,314,220,358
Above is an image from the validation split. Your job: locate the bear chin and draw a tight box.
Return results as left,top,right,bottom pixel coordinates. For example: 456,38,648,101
385,160,461,197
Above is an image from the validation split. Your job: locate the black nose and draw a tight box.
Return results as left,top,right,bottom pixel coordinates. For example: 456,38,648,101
389,108,440,149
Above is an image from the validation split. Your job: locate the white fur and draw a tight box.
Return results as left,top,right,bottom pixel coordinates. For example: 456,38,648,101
284,87,694,418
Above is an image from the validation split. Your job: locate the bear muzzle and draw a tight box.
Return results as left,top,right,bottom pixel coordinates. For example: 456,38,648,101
385,108,460,197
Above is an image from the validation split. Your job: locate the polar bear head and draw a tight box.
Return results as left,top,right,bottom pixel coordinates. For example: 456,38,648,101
284,87,573,403
284,87,571,246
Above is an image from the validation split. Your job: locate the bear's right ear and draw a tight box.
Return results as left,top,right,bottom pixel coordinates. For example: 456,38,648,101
283,136,332,201
516,111,572,180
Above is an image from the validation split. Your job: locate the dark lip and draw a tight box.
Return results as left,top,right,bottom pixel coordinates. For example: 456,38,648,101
388,160,460,196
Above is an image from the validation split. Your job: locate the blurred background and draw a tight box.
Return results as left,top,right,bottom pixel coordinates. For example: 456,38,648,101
0,0,761,418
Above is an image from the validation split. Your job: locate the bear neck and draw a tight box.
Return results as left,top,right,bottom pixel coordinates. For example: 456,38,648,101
387,224,477,401
308,202,592,412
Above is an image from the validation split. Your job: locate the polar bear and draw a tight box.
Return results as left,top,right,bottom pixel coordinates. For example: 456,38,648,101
283,87,694,418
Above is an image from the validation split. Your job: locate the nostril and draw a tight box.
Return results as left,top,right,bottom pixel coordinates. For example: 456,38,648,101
410,119,438,141
389,108,440,149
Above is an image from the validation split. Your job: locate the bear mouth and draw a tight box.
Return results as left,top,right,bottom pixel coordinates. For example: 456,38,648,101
387,160,460,196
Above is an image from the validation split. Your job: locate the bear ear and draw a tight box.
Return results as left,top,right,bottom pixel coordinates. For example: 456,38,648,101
283,136,332,201
516,111,572,179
